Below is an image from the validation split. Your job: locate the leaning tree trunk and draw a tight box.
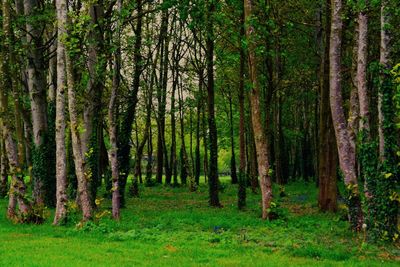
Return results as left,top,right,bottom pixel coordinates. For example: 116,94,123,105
53,0,69,225
244,0,273,219
329,0,363,231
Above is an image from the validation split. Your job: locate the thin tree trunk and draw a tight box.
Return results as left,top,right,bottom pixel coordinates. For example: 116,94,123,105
378,0,390,160
206,1,220,207
229,94,238,184
156,7,170,184
118,0,143,205
238,9,247,208
194,71,203,185
107,0,122,220
244,0,273,219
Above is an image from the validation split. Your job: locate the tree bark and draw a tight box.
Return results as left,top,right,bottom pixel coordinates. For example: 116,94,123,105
107,0,122,220
53,0,69,225
238,9,247,208
24,0,50,206
228,94,238,184
378,0,390,160
206,0,220,207
318,0,338,212
0,138,8,198
329,0,363,230
66,41,93,221
244,0,273,219
118,0,143,205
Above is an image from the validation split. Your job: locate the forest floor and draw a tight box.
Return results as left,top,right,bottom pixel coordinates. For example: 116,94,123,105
0,177,399,266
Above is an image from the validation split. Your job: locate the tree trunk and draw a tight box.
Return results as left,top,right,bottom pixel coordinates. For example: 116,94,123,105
318,0,338,212
118,0,143,206
378,0,390,160
229,95,238,184
206,1,220,207
244,0,273,219
156,8,170,184
0,138,8,198
53,0,68,225
329,0,363,231
194,70,204,185
145,126,154,186
238,10,247,209
24,0,50,207
0,40,31,219
107,0,122,220
66,43,93,221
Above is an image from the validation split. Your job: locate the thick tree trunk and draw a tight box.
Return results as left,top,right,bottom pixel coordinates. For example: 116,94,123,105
244,0,272,219
318,0,338,212
66,47,93,221
53,0,68,225
84,0,106,206
24,0,50,207
329,0,363,230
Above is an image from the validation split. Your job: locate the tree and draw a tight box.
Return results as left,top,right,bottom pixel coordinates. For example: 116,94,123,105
318,0,338,212
24,0,54,207
244,0,273,219
53,0,68,225
206,0,221,207
329,0,363,231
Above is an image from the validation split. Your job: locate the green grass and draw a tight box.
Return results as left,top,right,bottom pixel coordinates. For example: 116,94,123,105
0,178,398,266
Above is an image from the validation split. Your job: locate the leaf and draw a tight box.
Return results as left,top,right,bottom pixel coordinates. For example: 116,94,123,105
384,173,393,179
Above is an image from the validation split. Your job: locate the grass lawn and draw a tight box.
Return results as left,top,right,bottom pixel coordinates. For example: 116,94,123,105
0,177,398,266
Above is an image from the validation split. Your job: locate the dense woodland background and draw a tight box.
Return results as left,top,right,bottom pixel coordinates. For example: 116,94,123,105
0,0,399,249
